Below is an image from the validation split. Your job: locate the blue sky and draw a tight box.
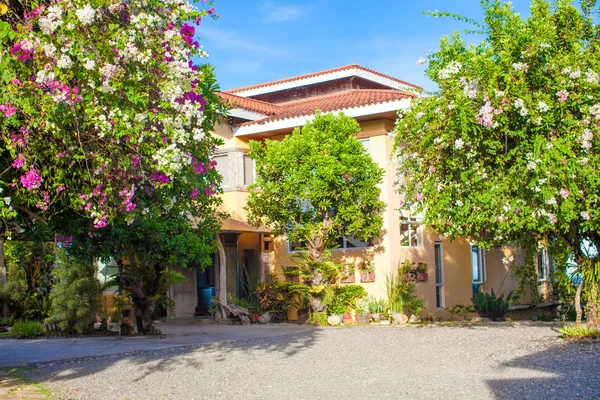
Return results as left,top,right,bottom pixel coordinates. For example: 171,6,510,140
197,1,533,92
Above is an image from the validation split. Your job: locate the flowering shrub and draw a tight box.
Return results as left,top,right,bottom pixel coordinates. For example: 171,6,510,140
394,1,599,327
0,0,223,235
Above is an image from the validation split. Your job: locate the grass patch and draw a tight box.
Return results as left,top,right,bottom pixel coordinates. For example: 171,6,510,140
0,332,12,338
0,368,53,399
560,325,599,339
11,321,44,339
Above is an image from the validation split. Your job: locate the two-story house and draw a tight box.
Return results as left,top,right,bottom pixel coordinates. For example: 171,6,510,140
168,64,554,320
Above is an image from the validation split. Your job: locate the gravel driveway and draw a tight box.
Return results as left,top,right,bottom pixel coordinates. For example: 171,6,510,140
22,324,600,400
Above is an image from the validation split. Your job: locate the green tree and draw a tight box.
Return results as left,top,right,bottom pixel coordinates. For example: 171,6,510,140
393,0,600,329
46,251,102,334
246,112,385,311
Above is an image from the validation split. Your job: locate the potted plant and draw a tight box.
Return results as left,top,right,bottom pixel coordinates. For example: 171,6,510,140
342,306,354,325
328,300,345,322
360,263,376,283
416,263,428,281
340,264,356,283
472,289,515,321
380,312,391,325
283,267,301,282
368,297,387,323
355,297,371,325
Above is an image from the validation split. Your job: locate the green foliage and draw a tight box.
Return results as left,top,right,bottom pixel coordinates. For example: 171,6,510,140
367,296,387,314
283,267,301,277
472,289,515,317
255,274,310,318
246,112,385,312
11,320,44,338
309,311,328,326
23,293,51,321
560,325,599,338
445,304,474,321
386,260,424,315
355,297,370,316
394,0,600,300
0,316,12,327
335,285,367,309
46,252,102,334
247,111,385,246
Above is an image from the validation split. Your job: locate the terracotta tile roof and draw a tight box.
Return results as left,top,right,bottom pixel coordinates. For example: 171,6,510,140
235,89,415,127
217,92,280,116
225,63,423,94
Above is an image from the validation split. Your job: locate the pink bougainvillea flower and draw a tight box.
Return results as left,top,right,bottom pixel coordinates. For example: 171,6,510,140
12,154,26,169
20,169,42,190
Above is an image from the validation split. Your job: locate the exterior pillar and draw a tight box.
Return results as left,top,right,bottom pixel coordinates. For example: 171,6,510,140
216,234,228,320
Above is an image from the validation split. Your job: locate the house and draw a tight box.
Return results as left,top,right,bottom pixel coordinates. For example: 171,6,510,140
168,64,556,320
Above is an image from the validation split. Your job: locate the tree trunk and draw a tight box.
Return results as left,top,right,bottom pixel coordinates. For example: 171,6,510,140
575,277,584,327
216,234,228,320
586,283,598,331
0,236,8,318
133,295,156,334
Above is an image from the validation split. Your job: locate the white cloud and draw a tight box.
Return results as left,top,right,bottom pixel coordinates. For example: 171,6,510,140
259,2,303,22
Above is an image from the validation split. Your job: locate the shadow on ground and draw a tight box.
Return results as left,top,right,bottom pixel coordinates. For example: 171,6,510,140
486,338,600,399
24,327,319,385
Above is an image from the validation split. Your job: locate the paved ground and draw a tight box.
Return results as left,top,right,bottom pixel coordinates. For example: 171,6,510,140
0,323,313,367
9,323,599,400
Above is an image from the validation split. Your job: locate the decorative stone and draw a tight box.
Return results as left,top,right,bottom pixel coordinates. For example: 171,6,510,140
471,317,483,322
327,315,342,326
393,313,409,325
258,312,272,324
409,314,421,323
380,319,391,325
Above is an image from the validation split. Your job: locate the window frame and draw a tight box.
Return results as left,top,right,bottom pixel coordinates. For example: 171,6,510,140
434,242,444,309
399,218,422,248
288,235,374,253
471,244,486,284
537,248,548,282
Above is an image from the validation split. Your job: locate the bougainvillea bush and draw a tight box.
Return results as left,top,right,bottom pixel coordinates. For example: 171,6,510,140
393,0,599,328
0,0,222,232
0,0,225,332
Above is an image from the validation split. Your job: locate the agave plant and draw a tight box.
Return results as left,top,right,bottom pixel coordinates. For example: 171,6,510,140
472,289,515,318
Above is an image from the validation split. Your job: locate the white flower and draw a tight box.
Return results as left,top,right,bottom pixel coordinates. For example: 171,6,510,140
538,102,549,112
56,55,72,69
514,98,525,109
545,197,557,205
570,70,581,79
83,58,96,71
512,62,529,72
75,4,96,25
433,137,443,145
438,61,462,80
590,104,600,119
526,161,537,170
454,138,465,150
585,69,599,84
519,107,529,117
3,197,10,205
581,211,590,221
494,90,505,98
539,41,551,49
38,6,63,35
416,57,428,66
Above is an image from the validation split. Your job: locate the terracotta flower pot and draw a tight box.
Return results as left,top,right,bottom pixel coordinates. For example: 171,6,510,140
343,313,353,325
417,272,428,281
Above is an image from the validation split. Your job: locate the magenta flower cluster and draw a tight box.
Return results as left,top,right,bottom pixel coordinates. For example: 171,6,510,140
20,169,42,190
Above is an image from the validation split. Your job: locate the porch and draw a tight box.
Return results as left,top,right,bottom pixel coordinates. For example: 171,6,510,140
168,217,272,320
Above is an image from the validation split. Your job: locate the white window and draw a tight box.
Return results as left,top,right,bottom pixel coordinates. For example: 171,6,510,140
537,249,548,281
359,138,370,153
434,242,443,308
471,245,486,284
214,155,230,188
289,235,373,252
342,235,373,249
400,218,422,247
243,154,255,186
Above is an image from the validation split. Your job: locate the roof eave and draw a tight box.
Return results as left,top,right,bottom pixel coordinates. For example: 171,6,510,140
233,98,412,137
